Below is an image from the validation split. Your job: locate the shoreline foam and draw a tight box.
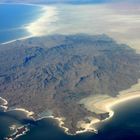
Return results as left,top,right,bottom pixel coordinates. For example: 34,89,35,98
0,97,8,111
1,35,33,45
44,84,140,135
0,79,140,138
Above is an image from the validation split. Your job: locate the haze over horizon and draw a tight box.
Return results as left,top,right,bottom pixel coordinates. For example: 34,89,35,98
23,2,140,52
0,0,140,4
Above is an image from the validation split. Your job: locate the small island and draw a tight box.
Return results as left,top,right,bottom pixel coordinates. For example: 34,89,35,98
5,125,29,140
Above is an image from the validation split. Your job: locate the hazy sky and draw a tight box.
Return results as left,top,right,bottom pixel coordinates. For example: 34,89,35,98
27,1,140,52
1,0,140,4
41,0,140,4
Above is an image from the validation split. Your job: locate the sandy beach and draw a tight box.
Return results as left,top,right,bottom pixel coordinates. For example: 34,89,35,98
0,2,140,137
78,79,140,133
26,6,58,36
41,79,140,135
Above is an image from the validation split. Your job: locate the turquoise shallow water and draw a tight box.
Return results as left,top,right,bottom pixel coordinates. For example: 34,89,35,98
0,98,140,140
0,4,42,44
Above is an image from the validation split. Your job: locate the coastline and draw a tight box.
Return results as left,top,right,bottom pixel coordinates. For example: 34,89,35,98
0,97,8,111
0,3,58,45
0,96,99,137
1,79,140,138
1,2,140,53
26,6,58,36
79,79,140,133
5,125,29,140
0,96,73,136
1,35,33,45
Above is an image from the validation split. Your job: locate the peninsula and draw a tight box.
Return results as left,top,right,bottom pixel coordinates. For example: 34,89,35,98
0,34,140,134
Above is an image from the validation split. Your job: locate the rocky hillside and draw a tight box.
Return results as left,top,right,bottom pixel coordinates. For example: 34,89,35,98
0,34,140,133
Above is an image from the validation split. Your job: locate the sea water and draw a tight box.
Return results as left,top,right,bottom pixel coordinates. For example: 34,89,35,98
0,3,42,44
0,99,140,140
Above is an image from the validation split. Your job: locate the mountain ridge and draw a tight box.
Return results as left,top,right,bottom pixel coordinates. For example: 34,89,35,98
0,34,140,133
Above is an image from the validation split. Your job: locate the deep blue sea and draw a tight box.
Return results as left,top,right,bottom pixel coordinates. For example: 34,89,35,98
0,4,42,44
0,99,140,140
16,99,140,140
